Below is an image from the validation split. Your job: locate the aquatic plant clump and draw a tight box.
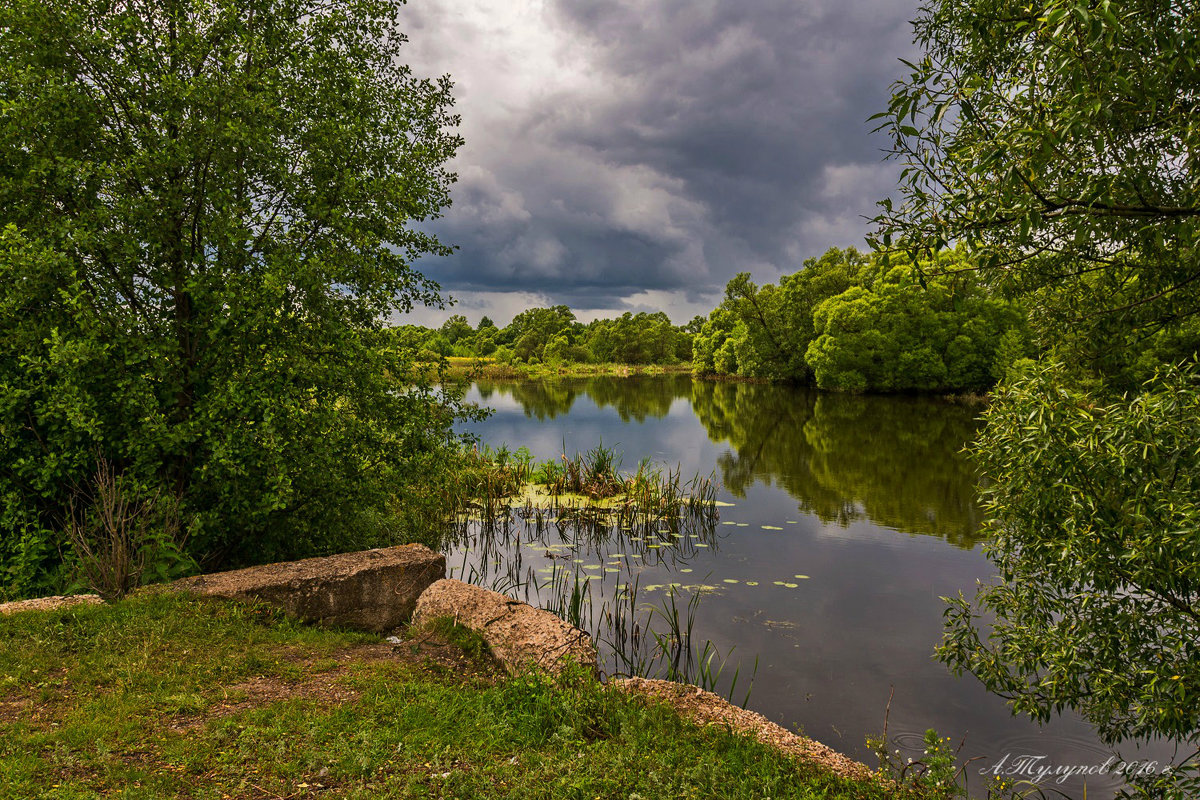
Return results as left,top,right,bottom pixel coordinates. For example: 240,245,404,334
449,443,720,530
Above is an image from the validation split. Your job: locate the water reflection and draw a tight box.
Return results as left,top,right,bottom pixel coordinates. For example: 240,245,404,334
693,382,984,548
474,374,690,422
471,376,984,548
455,375,1182,799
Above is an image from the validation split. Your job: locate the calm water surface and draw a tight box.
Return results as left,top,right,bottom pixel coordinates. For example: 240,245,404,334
450,375,1177,798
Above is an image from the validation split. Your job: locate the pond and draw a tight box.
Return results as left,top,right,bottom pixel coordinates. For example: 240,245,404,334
449,374,1176,799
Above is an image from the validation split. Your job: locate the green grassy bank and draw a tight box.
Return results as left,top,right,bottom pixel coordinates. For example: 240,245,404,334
439,357,693,381
1,593,904,799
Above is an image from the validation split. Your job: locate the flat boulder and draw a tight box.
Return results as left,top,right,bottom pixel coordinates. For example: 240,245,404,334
0,594,102,616
412,578,597,674
173,544,444,632
612,677,874,782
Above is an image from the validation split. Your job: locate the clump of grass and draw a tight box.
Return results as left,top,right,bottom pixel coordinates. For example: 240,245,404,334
433,443,538,520
413,616,499,667
439,443,719,544
537,443,625,498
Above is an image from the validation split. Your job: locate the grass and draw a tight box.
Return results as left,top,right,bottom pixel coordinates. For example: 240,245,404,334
0,592,905,799
416,616,498,667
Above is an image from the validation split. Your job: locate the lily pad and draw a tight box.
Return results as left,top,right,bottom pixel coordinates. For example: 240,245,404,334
794,574,810,580
745,581,759,586
761,525,783,530
723,579,739,584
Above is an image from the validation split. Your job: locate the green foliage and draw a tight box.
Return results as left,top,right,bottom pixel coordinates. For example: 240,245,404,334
543,333,591,365
693,247,1027,392
941,363,1200,746
506,306,578,362
401,307,696,368
693,249,875,381
875,0,1200,761
440,314,474,346
807,258,1024,392
583,311,687,365
0,0,465,592
872,0,1200,381
869,728,1019,800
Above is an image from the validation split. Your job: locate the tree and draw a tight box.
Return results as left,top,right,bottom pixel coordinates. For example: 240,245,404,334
874,0,1200,761
0,0,463,595
872,0,1200,377
942,364,1200,745
504,306,576,362
693,247,1023,390
693,249,875,381
440,314,473,346
806,258,1023,392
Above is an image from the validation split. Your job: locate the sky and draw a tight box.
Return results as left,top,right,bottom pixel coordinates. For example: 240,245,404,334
395,0,920,327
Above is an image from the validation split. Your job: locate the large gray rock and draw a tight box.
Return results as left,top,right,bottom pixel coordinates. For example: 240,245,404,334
412,578,597,675
173,544,444,632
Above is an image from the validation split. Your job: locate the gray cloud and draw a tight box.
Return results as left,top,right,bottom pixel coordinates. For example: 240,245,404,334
397,0,918,325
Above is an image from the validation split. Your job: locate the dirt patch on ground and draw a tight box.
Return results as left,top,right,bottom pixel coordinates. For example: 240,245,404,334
166,631,505,731
613,676,876,783
4,628,503,736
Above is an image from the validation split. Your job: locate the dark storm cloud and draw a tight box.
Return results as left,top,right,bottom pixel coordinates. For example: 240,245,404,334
398,0,918,323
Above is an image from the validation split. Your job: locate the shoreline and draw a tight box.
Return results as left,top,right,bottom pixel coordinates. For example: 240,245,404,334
433,358,992,402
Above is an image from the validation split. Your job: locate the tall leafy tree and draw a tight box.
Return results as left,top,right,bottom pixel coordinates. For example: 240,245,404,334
874,0,1200,768
872,0,1200,375
0,0,463,595
806,259,1023,392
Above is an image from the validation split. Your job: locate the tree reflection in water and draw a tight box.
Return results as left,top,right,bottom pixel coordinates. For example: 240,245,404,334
474,376,984,548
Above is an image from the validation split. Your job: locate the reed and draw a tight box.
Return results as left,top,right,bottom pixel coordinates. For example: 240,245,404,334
603,583,756,705
440,445,749,704
446,443,719,535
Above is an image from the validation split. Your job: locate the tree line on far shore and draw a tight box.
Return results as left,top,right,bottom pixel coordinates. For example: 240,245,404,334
410,246,1033,394
395,306,697,368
